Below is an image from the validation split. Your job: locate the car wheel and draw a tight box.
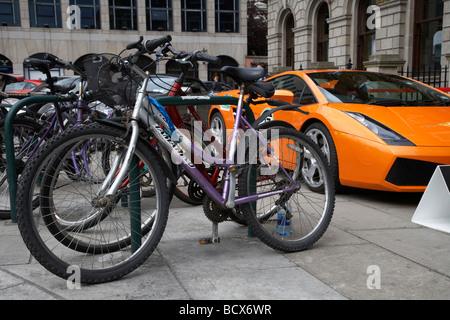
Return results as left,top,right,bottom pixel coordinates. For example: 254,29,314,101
209,111,227,154
305,122,341,191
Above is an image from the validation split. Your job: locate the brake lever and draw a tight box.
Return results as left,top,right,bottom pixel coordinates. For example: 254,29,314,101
126,36,143,51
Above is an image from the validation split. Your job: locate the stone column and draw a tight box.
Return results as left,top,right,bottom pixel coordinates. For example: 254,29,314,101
293,25,312,70
364,0,406,73
100,0,109,31
137,0,146,34
443,0,450,67
326,14,352,69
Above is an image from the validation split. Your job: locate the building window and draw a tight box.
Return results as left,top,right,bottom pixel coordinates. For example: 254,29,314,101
29,0,62,28
357,0,376,69
285,13,294,68
414,0,443,70
0,0,20,26
215,0,239,33
316,2,329,62
70,0,100,29
146,0,172,31
181,0,206,32
109,0,137,30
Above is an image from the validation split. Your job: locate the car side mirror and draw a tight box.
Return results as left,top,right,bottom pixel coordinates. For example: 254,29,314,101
271,89,294,104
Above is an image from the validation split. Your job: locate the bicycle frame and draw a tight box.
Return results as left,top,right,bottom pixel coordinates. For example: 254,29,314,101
101,67,301,209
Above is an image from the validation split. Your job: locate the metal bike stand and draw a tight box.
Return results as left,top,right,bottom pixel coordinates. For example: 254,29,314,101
157,96,245,246
4,95,71,223
129,155,141,253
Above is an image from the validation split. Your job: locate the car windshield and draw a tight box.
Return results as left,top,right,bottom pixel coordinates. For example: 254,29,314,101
5,82,27,91
308,71,450,106
147,77,176,95
146,76,208,96
55,77,80,86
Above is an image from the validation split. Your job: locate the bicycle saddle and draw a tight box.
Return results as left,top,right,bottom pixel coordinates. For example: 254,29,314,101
220,66,274,98
53,82,77,94
221,66,264,84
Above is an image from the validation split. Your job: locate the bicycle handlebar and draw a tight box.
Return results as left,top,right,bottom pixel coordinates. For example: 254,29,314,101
44,53,71,68
143,35,172,53
123,35,221,76
44,53,84,76
193,51,221,65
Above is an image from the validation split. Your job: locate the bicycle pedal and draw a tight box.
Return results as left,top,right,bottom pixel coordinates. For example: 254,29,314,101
199,237,220,245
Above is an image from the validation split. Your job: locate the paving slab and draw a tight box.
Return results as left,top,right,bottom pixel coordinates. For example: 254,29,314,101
0,189,449,300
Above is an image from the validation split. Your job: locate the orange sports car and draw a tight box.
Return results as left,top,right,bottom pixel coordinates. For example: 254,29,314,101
208,70,450,192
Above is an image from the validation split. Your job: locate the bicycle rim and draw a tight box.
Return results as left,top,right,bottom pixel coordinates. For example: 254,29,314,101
16,124,169,283
238,128,335,252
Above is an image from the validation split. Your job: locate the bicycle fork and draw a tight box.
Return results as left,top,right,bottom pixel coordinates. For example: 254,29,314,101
95,77,150,205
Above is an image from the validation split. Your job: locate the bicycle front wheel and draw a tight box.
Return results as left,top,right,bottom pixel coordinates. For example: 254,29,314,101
16,123,169,283
238,128,335,252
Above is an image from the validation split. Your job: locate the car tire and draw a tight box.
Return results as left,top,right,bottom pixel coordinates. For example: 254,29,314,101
305,122,341,191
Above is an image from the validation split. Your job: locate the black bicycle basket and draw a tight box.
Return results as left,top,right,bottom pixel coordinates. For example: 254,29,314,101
74,53,145,107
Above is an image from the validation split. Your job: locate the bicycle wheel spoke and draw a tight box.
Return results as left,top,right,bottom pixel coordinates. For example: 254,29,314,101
16,123,169,283
238,128,335,252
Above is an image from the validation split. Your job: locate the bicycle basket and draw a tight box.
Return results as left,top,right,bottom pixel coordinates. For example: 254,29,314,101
74,53,143,107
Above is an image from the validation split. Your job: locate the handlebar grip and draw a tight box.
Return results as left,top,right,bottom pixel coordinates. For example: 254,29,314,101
194,51,221,65
23,57,53,70
126,36,143,50
143,35,172,53
44,53,71,67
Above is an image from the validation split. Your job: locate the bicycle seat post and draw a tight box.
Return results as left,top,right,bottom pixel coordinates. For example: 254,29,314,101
223,84,247,210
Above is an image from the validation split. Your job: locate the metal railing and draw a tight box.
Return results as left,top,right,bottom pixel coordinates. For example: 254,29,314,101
398,66,449,88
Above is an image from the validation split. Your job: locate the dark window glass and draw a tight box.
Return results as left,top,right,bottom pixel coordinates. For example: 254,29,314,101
70,0,100,29
109,0,137,30
316,2,329,62
357,0,377,69
308,71,450,105
0,0,21,26
215,0,239,33
270,75,317,105
181,0,206,32
414,0,443,70
146,0,172,31
29,0,62,28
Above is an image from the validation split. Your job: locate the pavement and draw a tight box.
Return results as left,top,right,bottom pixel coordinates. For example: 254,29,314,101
1,187,450,301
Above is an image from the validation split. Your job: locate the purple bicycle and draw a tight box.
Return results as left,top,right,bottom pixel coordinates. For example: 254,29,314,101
15,36,335,284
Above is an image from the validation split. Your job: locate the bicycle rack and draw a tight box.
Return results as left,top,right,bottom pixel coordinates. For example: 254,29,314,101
157,96,248,245
4,95,72,222
5,95,249,247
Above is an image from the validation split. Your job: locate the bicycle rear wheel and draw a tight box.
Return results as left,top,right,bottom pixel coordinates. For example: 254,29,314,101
16,123,169,283
238,128,335,252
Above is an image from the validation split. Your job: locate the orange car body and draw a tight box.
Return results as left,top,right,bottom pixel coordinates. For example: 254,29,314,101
209,70,450,192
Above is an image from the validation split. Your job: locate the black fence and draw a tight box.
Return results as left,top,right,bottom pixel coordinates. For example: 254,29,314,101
398,66,449,88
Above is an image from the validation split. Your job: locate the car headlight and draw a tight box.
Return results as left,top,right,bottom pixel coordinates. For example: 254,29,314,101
344,111,415,146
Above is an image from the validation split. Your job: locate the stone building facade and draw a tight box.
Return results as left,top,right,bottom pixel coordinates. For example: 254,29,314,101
267,0,449,84
0,0,247,81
